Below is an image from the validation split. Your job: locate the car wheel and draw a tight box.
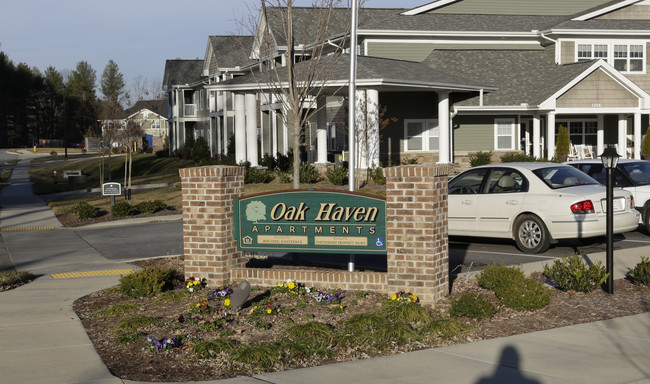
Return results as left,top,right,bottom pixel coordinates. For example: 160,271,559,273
513,214,550,254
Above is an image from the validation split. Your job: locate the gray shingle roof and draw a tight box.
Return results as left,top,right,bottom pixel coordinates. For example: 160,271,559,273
124,100,167,118
208,35,255,69
215,53,492,92
551,19,650,31
162,59,204,90
264,7,406,47
422,49,595,107
361,13,569,32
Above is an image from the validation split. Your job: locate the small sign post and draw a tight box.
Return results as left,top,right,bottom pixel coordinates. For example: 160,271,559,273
102,182,122,206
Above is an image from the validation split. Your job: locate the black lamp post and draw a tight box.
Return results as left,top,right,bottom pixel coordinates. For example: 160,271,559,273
599,145,620,294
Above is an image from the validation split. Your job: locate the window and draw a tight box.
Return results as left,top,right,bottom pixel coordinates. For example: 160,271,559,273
404,119,438,151
152,120,161,130
575,41,645,73
495,118,515,150
556,120,597,145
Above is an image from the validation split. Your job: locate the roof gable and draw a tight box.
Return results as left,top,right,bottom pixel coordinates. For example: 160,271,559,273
403,0,614,16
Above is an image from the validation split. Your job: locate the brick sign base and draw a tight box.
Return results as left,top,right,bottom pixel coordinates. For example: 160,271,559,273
180,164,451,305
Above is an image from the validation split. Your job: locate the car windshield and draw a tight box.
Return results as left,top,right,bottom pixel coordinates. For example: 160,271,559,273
619,162,650,186
532,166,599,189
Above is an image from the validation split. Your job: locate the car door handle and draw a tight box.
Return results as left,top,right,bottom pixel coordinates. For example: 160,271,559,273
506,200,519,205
462,200,473,205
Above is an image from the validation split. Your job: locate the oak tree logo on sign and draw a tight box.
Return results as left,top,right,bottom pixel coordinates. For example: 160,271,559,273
245,201,266,223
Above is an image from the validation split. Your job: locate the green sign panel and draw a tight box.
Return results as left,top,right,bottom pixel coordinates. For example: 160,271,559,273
234,190,386,254
102,182,122,196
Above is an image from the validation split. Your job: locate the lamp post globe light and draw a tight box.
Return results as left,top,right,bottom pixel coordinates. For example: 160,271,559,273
599,145,620,294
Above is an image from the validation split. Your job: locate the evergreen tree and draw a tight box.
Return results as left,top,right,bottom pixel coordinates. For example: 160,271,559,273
100,59,125,105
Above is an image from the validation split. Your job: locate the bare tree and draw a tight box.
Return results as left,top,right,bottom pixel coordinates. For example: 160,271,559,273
242,0,350,188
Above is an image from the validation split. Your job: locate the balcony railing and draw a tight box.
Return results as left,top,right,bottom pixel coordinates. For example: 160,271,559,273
184,104,196,117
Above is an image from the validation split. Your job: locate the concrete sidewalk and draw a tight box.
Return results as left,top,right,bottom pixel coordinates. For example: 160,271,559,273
1,151,649,384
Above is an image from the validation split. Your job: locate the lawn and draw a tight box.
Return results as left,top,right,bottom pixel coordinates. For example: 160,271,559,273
29,153,194,195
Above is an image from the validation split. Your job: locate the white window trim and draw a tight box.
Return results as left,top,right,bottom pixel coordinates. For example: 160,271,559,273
494,118,516,150
574,40,647,74
404,118,439,152
555,119,598,144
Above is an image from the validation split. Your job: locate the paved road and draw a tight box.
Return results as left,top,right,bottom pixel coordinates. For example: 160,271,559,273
74,219,650,274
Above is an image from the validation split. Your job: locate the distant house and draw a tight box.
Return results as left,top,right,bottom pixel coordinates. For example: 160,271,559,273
100,99,169,151
162,0,650,168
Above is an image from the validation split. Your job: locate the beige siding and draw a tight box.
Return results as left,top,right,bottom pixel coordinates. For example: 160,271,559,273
596,4,650,19
261,111,271,156
428,0,610,15
454,118,496,151
557,69,639,108
560,41,575,64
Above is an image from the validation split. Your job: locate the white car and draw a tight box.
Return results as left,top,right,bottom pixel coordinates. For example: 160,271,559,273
448,162,640,254
567,159,650,233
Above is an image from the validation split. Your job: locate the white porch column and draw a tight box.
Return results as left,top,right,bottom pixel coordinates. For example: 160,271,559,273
234,93,246,164
597,115,604,157
547,112,555,159
281,106,289,156
355,90,368,169
366,89,380,168
634,112,642,159
245,93,258,166
533,115,541,159
618,114,627,158
216,116,222,156
437,90,451,164
316,96,328,163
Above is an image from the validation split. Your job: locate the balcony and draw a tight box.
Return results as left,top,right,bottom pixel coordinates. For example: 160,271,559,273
184,104,197,117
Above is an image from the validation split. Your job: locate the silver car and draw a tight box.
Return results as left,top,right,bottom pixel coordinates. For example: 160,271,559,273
448,162,640,254
566,159,650,233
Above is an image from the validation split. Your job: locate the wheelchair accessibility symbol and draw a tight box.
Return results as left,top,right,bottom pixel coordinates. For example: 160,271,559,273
375,237,385,247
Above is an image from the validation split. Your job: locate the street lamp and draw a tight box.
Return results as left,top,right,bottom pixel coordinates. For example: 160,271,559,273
599,145,620,294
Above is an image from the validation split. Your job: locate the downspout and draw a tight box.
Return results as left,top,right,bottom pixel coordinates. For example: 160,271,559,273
540,32,559,64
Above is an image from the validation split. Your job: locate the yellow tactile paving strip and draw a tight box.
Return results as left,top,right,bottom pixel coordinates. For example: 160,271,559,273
1,226,55,231
51,269,135,279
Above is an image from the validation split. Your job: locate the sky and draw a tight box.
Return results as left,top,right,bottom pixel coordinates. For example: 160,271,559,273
0,0,429,93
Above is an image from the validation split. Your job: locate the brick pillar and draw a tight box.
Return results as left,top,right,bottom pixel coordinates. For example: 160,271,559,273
179,165,245,287
385,164,452,305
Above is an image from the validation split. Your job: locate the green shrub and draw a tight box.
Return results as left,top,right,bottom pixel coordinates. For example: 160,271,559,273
555,125,570,160
642,128,650,156
69,201,99,219
450,292,497,320
277,171,292,183
182,134,195,160
136,200,167,214
260,154,277,171
469,151,492,167
477,264,525,291
111,201,136,218
155,149,169,158
245,166,274,184
500,152,539,163
119,267,178,298
543,255,609,293
628,256,650,285
368,167,386,185
326,166,348,185
300,162,320,183
192,136,210,163
276,151,293,173
496,277,551,311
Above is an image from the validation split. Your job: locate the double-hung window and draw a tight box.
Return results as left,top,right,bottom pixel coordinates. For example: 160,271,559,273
575,41,645,74
495,118,515,150
404,119,439,151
